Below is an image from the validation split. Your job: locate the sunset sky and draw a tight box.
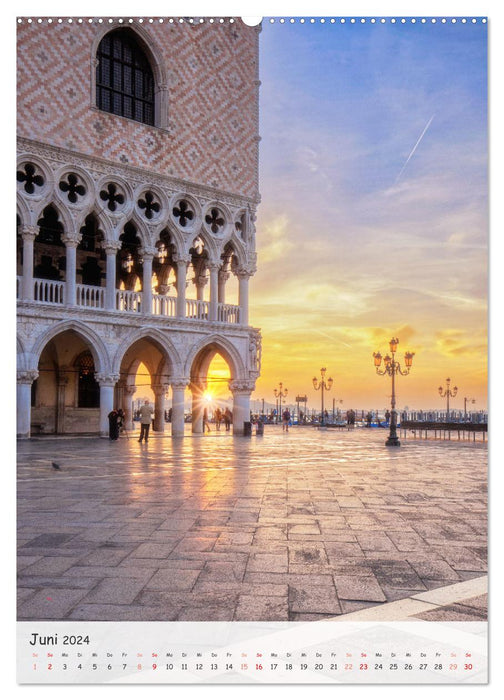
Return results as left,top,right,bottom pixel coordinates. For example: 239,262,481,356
249,18,488,412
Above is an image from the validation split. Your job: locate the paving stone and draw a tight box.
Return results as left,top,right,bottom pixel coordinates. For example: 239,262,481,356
413,604,487,622
234,594,288,621
81,577,152,605
288,585,341,615
20,556,82,576
406,558,460,581
144,568,201,591
18,588,89,620
333,575,386,602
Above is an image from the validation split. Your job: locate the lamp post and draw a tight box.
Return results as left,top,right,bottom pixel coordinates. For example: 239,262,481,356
463,396,475,419
373,337,415,447
438,378,458,420
332,397,343,422
273,383,288,424
312,368,333,426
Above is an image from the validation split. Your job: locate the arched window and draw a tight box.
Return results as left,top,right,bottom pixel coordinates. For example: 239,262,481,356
96,29,155,126
76,352,100,408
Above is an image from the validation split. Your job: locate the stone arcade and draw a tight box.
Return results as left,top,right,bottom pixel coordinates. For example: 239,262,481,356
17,18,261,437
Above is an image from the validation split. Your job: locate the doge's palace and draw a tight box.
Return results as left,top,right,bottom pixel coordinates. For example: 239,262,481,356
16,17,261,437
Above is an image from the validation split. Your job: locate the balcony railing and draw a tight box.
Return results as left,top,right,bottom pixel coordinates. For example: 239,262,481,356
116,289,142,313
186,298,209,320
19,278,242,324
76,284,105,309
152,294,177,317
218,303,240,324
33,278,65,305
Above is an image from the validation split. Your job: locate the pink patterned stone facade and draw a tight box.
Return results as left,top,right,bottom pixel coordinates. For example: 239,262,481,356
17,18,260,201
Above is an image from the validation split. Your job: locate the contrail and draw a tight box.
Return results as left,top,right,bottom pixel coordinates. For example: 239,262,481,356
395,114,435,183
312,329,353,348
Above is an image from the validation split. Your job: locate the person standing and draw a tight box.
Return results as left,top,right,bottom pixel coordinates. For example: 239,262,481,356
282,408,291,432
138,400,152,443
108,409,120,440
224,408,232,431
214,407,222,431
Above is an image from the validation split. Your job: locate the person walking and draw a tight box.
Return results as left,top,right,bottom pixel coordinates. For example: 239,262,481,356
203,407,211,433
282,408,291,432
108,409,120,440
224,408,232,431
138,400,152,443
214,407,222,431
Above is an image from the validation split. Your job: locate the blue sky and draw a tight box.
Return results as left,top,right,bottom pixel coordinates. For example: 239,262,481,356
252,18,488,408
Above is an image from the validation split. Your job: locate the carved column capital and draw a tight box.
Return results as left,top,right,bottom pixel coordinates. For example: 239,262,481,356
96,372,120,387
21,225,38,242
173,253,192,266
170,378,190,391
17,369,39,384
103,240,122,255
229,379,256,395
152,384,170,397
139,245,157,260
62,232,82,248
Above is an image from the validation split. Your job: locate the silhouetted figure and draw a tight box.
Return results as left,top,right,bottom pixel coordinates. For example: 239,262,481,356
51,462,60,470
108,409,120,440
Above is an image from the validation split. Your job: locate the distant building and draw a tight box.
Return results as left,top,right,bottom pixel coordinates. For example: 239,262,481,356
17,17,261,437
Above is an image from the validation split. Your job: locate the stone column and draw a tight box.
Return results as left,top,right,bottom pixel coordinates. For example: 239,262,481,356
237,269,251,326
140,246,156,315
209,263,219,321
152,384,169,432
56,371,69,434
21,225,38,301
174,255,190,318
123,385,137,430
191,382,204,434
195,273,208,302
104,241,121,311
170,380,188,437
17,369,38,438
96,373,120,437
62,233,81,306
229,380,255,436
218,269,229,304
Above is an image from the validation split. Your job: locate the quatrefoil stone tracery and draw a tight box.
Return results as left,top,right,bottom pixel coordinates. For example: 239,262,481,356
172,200,194,227
59,173,86,204
16,163,45,194
205,207,225,234
99,183,125,212
138,191,161,220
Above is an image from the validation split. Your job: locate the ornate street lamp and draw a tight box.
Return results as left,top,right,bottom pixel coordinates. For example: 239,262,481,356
373,337,415,446
438,378,458,420
312,368,333,426
274,383,288,424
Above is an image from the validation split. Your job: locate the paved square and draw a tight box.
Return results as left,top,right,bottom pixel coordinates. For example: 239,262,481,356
17,427,487,621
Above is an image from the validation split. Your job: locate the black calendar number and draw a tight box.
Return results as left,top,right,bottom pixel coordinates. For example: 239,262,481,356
63,635,90,645
434,664,443,670
330,663,338,670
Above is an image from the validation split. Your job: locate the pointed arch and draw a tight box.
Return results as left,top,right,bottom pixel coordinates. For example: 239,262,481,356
30,320,109,374
185,334,247,381
111,326,182,377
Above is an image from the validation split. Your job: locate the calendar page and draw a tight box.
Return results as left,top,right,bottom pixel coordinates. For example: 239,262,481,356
15,1,488,687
